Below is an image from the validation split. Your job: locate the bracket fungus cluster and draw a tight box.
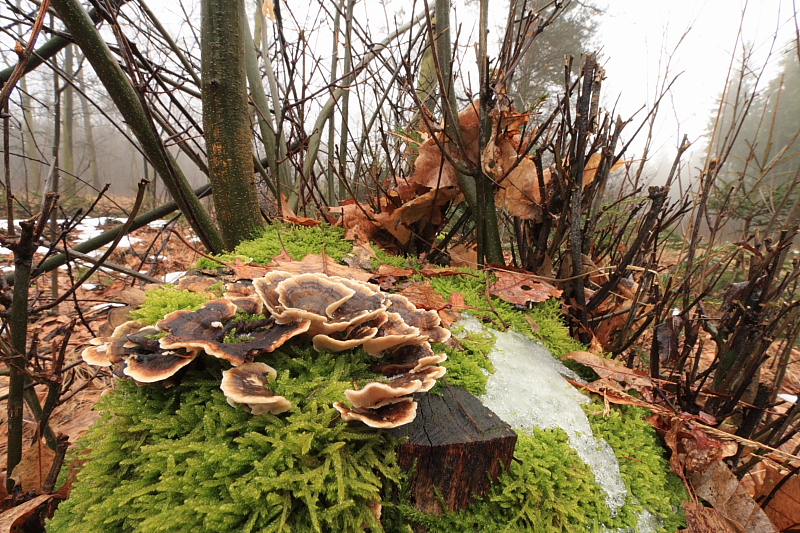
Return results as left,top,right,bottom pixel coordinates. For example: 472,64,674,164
82,271,450,428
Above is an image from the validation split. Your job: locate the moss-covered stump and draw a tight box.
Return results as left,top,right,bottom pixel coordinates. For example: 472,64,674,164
49,224,688,532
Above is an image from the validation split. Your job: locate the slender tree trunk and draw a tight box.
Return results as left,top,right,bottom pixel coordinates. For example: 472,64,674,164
242,1,281,202
62,45,76,197
50,31,61,309
201,0,264,248
50,0,225,253
325,0,343,206
75,54,101,191
336,0,356,202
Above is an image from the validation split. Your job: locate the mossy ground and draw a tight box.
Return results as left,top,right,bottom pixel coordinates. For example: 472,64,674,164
50,225,686,532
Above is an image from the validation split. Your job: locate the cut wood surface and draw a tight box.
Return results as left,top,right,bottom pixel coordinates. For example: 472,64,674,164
390,384,517,514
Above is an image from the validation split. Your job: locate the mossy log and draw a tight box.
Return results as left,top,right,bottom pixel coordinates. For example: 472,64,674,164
390,384,517,515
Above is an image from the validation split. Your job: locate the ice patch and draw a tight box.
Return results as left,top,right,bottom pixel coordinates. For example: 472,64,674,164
458,316,629,515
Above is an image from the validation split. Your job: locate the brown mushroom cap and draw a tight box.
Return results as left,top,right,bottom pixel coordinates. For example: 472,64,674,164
275,274,355,319
386,294,451,344
252,271,294,315
158,299,239,349
361,312,422,356
414,365,447,392
226,295,264,317
82,320,148,366
221,362,291,414
333,398,418,428
312,326,378,352
324,277,388,328
182,319,311,366
370,342,447,375
344,373,424,408
123,347,199,383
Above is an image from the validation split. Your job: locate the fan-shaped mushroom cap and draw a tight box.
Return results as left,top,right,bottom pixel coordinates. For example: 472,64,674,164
324,277,388,328
386,294,451,344
414,365,447,392
276,274,354,316
82,320,148,366
252,271,293,315
333,397,418,428
123,347,199,383
226,295,263,316
221,362,291,414
158,299,239,349
312,326,378,352
81,342,113,367
361,312,422,356
189,320,311,366
344,373,424,409
370,342,448,374
224,281,256,298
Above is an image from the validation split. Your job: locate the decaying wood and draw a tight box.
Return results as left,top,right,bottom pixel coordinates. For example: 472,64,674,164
390,384,517,515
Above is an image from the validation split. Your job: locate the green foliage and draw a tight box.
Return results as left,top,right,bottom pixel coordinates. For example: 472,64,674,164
127,286,212,325
437,326,495,396
585,403,689,532
48,344,399,533
385,429,612,532
194,223,354,268
427,269,584,357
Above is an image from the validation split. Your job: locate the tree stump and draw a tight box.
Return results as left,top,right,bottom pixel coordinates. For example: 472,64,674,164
389,384,517,515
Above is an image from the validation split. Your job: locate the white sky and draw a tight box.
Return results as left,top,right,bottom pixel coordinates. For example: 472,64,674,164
597,0,798,155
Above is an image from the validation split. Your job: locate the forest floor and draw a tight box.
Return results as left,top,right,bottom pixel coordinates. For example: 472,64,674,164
1,219,799,531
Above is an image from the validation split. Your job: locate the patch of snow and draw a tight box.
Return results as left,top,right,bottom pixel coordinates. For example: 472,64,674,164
148,220,170,229
164,271,186,284
458,315,631,518
778,393,797,404
91,302,126,311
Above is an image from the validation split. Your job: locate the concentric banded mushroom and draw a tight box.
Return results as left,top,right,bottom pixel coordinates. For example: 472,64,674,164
333,398,418,429
221,362,291,414
386,294,451,344
81,270,452,429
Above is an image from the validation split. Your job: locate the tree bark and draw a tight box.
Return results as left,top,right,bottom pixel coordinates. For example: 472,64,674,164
201,0,264,249
389,384,517,515
50,0,225,253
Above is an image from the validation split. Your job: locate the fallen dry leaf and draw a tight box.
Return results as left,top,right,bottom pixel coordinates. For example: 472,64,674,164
562,351,654,391
653,416,738,479
269,253,373,282
277,216,322,227
398,281,448,310
681,501,745,533
10,442,55,493
118,287,147,307
692,461,779,533
0,494,53,533
753,462,800,531
488,270,562,305
390,186,459,227
376,264,414,278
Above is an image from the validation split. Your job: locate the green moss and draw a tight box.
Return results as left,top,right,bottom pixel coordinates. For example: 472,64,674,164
48,344,398,533
127,286,212,325
56,227,683,532
437,326,495,396
194,224,354,268
586,403,689,532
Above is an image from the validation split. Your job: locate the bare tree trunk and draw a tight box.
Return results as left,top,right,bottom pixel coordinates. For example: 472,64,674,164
50,0,225,253
75,53,101,191
61,44,76,197
201,0,264,248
